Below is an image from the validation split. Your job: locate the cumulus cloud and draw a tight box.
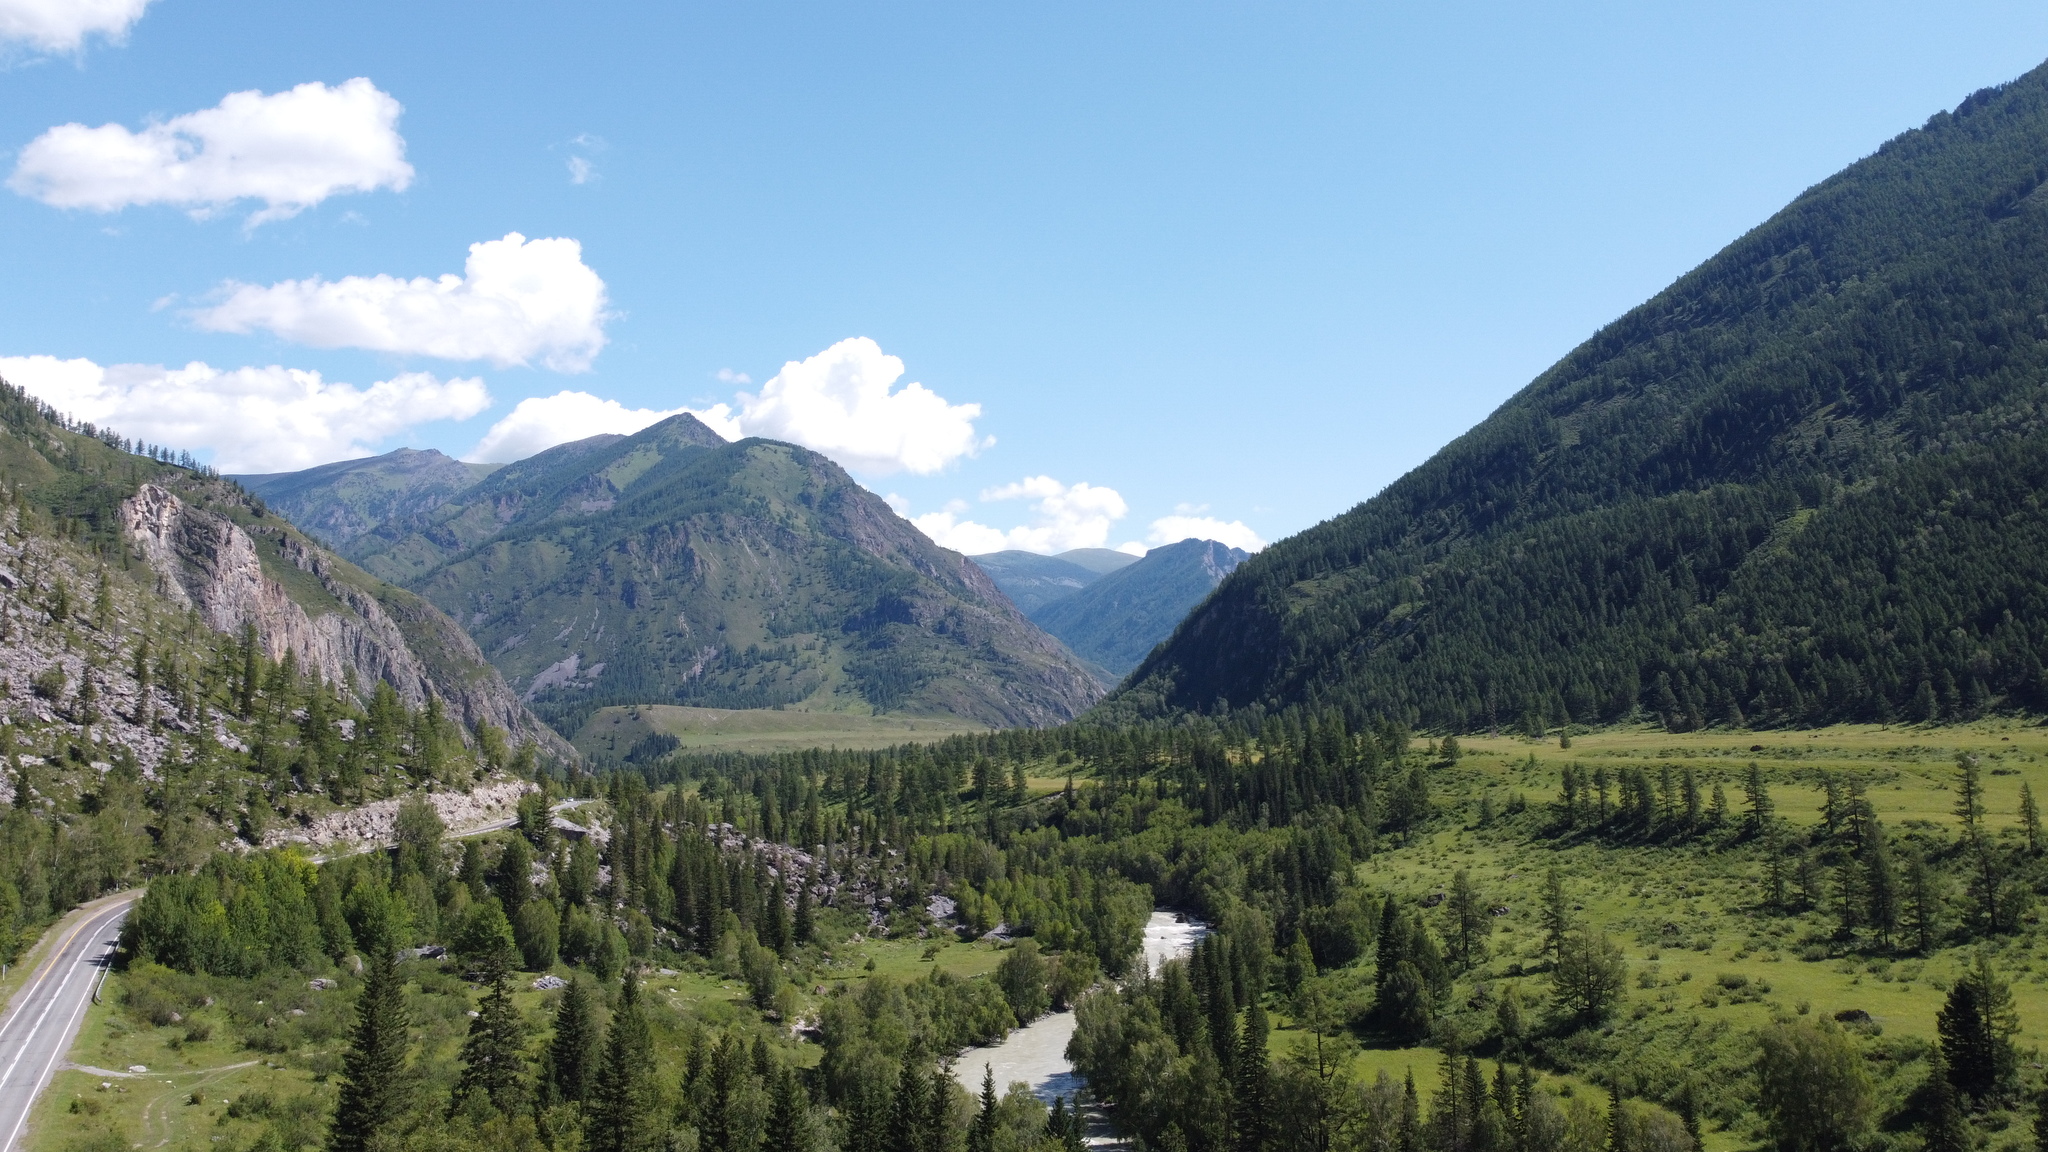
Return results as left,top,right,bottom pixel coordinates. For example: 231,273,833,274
733,337,987,475
0,0,152,53
466,390,739,463
1133,514,1265,553
0,354,487,473
464,337,985,472
911,475,1130,554
9,79,413,225
192,233,609,371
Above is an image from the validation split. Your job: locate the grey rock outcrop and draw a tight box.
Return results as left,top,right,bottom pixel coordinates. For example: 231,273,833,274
121,484,566,755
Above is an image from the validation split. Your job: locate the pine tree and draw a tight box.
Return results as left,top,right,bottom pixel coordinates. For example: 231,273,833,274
886,1049,928,1152
1231,1001,1270,1152
1539,868,1571,961
1939,956,2020,1109
969,1065,998,1152
1863,821,1900,950
1449,870,1488,969
452,950,528,1115
1744,762,1773,837
1923,1050,1971,1152
2023,783,2042,857
586,973,658,1152
765,1067,812,1152
546,976,601,1105
1904,850,1941,954
794,865,815,945
327,948,411,1152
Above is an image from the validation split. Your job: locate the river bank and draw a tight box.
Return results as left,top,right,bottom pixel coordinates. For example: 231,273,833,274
949,911,1209,1143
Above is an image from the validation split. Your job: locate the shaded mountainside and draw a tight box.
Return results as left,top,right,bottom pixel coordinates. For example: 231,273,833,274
309,415,1101,733
1102,62,2048,733
1031,538,1248,678
234,448,502,548
969,548,1134,615
0,379,568,759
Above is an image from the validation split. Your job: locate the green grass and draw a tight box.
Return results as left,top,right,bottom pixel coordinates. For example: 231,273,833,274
573,704,986,757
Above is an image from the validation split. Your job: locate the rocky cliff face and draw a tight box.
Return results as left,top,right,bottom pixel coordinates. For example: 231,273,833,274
121,483,565,755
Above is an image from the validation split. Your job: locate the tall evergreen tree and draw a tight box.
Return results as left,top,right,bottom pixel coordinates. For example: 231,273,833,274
1939,957,2020,1109
1539,868,1571,961
765,1068,811,1152
546,976,601,1106
586,973,659,1152
327,949,411,1152
452,950,528,1115
969,1065,998,1152
1231,1001,1270,1152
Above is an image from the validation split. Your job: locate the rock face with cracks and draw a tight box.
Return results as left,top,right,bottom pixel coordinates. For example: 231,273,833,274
120,483,567,757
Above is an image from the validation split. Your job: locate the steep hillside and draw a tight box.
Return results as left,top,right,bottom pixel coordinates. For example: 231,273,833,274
0,378,567,758
1032,538,1247,678
318,415,1102,733
1103,61,2048,732
234,448,501,547
969,548,1132,615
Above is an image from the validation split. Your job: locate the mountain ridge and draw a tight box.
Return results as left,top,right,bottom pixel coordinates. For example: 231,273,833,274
263,416,1104,733
1099,60,2048,733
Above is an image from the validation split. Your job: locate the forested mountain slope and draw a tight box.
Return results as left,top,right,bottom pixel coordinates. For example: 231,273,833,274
0,377,565,960
1032,538,1248,678
310,415,1101,734
1103,61,2048,733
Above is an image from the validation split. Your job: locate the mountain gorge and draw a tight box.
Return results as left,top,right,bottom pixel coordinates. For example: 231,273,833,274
1102,62,2048,733
245,418,1103,736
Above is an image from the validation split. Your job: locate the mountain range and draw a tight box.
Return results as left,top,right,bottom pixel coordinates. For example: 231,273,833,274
239,418,1103,736
1100,62,2048,733
971,540,1248,679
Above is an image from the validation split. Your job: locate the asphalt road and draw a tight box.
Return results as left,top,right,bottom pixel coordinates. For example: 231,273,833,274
0,894,136,1152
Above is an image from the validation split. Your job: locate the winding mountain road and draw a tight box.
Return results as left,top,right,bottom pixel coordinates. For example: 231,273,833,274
0,892,137,1152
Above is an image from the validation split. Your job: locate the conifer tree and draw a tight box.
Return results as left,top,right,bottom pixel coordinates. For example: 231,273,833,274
969,1065,998,1152
1744,763,1773,837
1539,868,1571,961
794,865,814,944
546,976,600,1105
765,1068,811,1152
1231,1001,1270,1152
886,1048,928,1152
328,948,411,1152
1863,821,1900,949
1923,1050,1970,1152
453,949,528,1115
1904,850,1941,954
2023,783,2042,857
586,972,658,1152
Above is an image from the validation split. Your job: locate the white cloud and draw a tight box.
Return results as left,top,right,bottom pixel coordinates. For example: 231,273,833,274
911,475,1129,555
466,390,739,462
715,368,751,385
732,337,987,475
193,233,610,371
9,79,412,225
1142,514,1265,553
567,156,594,185
0,0,151,53
464,337,984,472
0,354,488,473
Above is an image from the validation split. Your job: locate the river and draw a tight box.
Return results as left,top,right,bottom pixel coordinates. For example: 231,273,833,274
950,911,1208,1139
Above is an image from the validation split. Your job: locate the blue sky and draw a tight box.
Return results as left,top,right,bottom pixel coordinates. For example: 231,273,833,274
2,2,2046,555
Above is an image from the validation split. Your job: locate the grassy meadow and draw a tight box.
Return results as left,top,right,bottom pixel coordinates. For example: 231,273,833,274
572,705,987,758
